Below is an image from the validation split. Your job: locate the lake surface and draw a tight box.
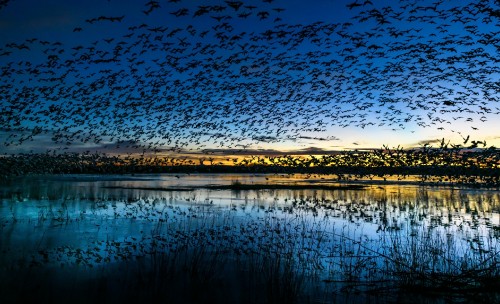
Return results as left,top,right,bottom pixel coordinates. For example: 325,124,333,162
1,174,499,303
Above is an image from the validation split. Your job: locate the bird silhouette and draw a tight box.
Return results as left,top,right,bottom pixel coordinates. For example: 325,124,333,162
0,0,497,155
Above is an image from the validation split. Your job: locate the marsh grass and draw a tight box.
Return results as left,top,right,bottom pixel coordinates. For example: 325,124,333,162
1,192,499,303
230,178,244,191
380,225,500,301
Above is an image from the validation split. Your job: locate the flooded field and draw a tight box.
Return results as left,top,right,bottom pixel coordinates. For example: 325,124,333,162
1,174,499,303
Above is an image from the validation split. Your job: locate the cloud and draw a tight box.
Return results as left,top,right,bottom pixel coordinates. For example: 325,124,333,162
0,129,152,155
411,139,442,147
195,146,346,156
251,135,278,143
296,135,340,141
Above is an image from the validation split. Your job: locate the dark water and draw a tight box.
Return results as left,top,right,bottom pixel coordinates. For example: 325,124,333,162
1,174,499,303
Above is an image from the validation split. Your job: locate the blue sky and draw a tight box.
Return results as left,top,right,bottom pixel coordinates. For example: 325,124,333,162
0,0,499,156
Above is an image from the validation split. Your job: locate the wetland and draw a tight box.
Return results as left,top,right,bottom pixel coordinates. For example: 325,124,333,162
1,173,499,303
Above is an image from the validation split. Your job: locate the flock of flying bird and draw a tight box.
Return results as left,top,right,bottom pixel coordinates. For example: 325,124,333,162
0,0,499,154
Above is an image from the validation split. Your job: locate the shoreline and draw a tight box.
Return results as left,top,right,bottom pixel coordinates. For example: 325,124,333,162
2,172,499,190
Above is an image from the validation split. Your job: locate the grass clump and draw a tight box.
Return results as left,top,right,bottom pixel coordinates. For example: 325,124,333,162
382,225,500,301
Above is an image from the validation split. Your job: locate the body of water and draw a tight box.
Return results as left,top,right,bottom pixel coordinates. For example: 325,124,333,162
1,174,499,303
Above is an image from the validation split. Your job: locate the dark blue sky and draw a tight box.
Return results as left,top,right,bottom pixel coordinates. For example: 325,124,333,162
0,0,499,156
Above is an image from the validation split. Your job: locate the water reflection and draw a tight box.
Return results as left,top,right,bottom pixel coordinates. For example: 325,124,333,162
1,174,499,302
2,174,499,235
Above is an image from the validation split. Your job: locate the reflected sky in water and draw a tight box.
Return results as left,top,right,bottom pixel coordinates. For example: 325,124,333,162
1,173,499,299
2,174,498,240
2,173,499,219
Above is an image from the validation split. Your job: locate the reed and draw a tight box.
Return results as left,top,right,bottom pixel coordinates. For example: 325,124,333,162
381,224,500,299
1,189,499,303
